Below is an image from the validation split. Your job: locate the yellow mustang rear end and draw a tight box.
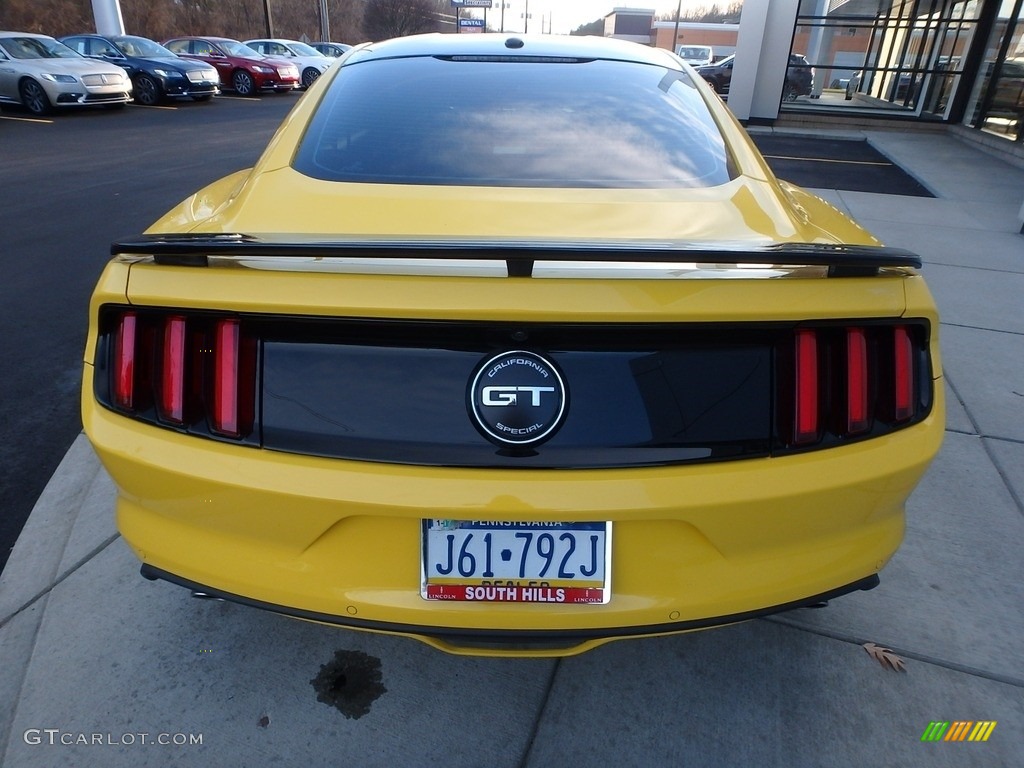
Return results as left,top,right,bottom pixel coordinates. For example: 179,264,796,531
83,34,943,656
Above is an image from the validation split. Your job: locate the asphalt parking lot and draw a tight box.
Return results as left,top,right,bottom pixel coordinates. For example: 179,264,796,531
2,95,1024,766
0,94,298,575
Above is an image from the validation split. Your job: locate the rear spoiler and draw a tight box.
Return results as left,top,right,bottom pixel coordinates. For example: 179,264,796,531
111,234,922,278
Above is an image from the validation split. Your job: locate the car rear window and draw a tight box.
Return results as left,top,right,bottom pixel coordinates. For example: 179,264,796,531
292,55,735,188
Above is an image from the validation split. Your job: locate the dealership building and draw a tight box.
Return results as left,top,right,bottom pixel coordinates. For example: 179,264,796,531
603,1,1024,160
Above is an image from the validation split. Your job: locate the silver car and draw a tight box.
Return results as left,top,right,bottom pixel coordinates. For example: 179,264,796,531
0,31,132,115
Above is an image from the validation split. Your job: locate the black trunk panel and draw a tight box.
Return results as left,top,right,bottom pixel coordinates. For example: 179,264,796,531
260,321,775,468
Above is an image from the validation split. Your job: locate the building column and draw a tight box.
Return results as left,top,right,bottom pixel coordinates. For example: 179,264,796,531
804,0,832,97
726,0,800,122
91,0,125,35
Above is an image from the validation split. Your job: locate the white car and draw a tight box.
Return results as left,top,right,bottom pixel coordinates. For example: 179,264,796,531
676,45,714,68
0,31,132,115
244,38,331,88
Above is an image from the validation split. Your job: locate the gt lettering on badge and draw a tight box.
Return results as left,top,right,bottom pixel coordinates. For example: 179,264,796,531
482,385,555,406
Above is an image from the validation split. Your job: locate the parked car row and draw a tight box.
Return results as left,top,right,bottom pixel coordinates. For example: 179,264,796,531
59,34,219,105
0,29,351,115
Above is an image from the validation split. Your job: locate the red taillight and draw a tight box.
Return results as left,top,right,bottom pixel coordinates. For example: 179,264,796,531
160,315,187,424
211,318,255,438
104,309,257,441
784,322,926,449
893,325,914,422
212,318,241,437
846,327,870,434
113,312,137,410
794,328,819,444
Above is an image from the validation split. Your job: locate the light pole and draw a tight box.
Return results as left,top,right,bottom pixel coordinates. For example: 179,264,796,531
672,0,682,54
318,0,330,43
263,0,275,38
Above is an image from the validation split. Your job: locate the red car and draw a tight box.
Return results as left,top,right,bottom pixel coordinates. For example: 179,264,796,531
163,36,298,96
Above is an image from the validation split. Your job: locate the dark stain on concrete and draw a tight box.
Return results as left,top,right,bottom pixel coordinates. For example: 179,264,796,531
311,649,387,719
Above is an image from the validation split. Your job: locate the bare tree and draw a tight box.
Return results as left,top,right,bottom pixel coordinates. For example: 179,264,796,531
656,3,743,24
0,0,92,35
328,0,367,43
172,0,221,37
266,0,363,43
0,0,366,43
120,0,175,41
362,0,438,41
570,19,605,36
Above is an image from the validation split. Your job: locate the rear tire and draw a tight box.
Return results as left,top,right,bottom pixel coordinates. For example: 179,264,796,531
19,79,52,116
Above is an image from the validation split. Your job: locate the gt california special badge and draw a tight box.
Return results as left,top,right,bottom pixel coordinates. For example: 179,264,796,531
468,350,568,446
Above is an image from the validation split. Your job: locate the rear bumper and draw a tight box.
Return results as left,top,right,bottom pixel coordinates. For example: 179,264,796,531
141,562,880,655
84,363,944,657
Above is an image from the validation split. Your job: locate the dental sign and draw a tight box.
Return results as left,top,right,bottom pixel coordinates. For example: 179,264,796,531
468,351,567,446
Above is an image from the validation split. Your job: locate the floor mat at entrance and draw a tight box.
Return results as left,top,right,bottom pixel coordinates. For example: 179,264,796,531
750,136,934,198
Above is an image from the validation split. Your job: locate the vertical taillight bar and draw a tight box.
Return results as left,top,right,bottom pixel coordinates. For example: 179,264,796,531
211,317,256,439
893,325,914,422
847,327,870,434
213,318,241,437
794,328,819,444
160,315,187,425
113,312,137,410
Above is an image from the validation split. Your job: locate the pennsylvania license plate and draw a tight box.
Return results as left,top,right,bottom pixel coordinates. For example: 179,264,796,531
421,520,611,604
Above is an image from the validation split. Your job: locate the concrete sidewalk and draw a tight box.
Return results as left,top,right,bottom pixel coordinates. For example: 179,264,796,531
1,130,1022,767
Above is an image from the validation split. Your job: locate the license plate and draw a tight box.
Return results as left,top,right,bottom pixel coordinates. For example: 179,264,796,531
421,520,610,604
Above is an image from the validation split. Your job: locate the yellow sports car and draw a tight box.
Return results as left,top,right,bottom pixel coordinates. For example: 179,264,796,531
83,33,943,657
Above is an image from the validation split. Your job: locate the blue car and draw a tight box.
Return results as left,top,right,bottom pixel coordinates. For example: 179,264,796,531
60,34,220,106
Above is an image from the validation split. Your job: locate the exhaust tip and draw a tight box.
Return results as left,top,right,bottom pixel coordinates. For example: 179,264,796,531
190,591,225,601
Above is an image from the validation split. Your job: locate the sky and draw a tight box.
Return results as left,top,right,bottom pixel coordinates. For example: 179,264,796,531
461,1,723,36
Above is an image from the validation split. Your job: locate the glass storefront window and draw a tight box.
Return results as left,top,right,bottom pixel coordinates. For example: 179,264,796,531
970,0,1024,141
788,0,984,120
